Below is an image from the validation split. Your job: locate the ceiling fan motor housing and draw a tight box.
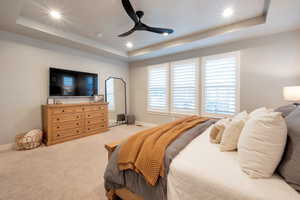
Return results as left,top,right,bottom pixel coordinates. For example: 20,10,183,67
136,11,144,19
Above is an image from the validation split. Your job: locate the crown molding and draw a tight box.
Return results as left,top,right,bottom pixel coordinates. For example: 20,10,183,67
129,16,267,57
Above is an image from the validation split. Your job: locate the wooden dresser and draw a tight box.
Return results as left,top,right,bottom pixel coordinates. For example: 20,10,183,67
42,102,108,146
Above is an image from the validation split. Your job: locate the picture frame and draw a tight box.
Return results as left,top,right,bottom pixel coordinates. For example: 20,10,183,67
47,98,54,104
94,94,104,102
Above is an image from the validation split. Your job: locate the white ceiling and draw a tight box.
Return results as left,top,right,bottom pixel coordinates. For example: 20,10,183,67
0,0,300,62
19,0,266,51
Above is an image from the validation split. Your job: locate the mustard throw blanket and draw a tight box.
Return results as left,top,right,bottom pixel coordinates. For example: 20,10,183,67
118,116,209,186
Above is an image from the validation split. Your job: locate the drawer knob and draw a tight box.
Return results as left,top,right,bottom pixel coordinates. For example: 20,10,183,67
57,118,60,121
88,115,90,117
88,121,90,124
76,123,79,125
77,116,79,118
57,126,60,129
57,134,60,137
62,110,65,112
88,128,90,130
77,130,79,133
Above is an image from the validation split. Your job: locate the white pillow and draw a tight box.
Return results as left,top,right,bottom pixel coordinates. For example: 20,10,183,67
220,120,245,152
238,111,287,178
233,111,249,122
216,118,232,126
249,107,273,118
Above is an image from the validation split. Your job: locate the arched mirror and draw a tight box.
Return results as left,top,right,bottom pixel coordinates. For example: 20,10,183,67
105,77,127,127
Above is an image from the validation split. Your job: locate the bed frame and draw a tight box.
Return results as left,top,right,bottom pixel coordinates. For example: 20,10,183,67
105,142,143,200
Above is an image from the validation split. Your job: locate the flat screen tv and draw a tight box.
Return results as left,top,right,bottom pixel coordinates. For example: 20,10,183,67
49,68,98,97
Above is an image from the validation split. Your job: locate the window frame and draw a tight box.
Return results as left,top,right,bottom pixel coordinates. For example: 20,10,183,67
170,58,200,115
201,51,241,118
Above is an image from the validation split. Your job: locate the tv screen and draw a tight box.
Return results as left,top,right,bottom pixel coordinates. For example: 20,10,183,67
49,68,98,97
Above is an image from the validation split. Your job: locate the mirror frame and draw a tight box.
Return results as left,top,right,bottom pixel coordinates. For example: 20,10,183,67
104,76,127,115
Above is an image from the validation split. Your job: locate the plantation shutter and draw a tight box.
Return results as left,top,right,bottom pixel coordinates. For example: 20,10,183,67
147,64,169,112
171,59,198,114
202,52,240,116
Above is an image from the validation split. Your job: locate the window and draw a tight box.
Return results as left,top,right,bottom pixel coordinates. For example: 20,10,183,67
202,52,240,117
147,64,169,113
106,78,115,111
146,52,240,117
171,59,199,114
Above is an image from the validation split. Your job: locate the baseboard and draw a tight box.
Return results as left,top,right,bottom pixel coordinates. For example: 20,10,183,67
135,121,157,127
0,143,13,152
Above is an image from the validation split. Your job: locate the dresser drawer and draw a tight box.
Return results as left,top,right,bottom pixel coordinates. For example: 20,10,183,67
53,128,82,140
52,107,83,115
86,128,107,135
52,120,84,132
86,117,107,125
85,111,106,119
86,124,106,132
84,105,107,112
52,113,83,123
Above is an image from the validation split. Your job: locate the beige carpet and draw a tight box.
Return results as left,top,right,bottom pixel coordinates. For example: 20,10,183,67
0,125,150,200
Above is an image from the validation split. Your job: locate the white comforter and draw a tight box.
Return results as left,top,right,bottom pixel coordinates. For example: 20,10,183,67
167,127,300,200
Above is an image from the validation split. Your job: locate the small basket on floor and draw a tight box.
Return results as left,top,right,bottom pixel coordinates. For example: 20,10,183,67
15,130,43,150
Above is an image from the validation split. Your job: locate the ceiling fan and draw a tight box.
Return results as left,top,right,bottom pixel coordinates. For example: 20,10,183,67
118,0,174,37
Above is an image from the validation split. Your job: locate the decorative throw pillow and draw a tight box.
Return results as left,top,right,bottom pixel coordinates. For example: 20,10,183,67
278,106,300,192
209,118,231,144
238,111,287,178
209,125,225,144
275,104,298,118
220,120,245,152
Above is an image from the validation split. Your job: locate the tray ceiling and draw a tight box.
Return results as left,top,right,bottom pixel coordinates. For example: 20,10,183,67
20,0,266,51
1,0,300,61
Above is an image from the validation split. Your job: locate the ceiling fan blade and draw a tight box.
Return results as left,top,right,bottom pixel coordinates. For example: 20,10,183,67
144,25,174,34
118,27,136,37
121,0,139,24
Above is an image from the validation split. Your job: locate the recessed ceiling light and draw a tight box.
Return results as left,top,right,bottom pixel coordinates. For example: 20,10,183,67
223,8,234,18
163,32,169,36
49,10,62,20
126,42,133,49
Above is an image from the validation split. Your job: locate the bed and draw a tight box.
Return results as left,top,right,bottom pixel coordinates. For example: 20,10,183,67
168,127,300,200
104,123,300,200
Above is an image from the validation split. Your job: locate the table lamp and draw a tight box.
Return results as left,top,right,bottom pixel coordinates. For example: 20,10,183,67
283,86,300,105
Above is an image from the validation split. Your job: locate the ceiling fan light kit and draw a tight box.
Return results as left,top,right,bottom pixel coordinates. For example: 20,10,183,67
118,0,174,37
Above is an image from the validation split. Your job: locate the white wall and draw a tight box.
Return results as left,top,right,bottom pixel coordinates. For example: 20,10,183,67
1,30,300,144
129,30,300,124
0,31,129,145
